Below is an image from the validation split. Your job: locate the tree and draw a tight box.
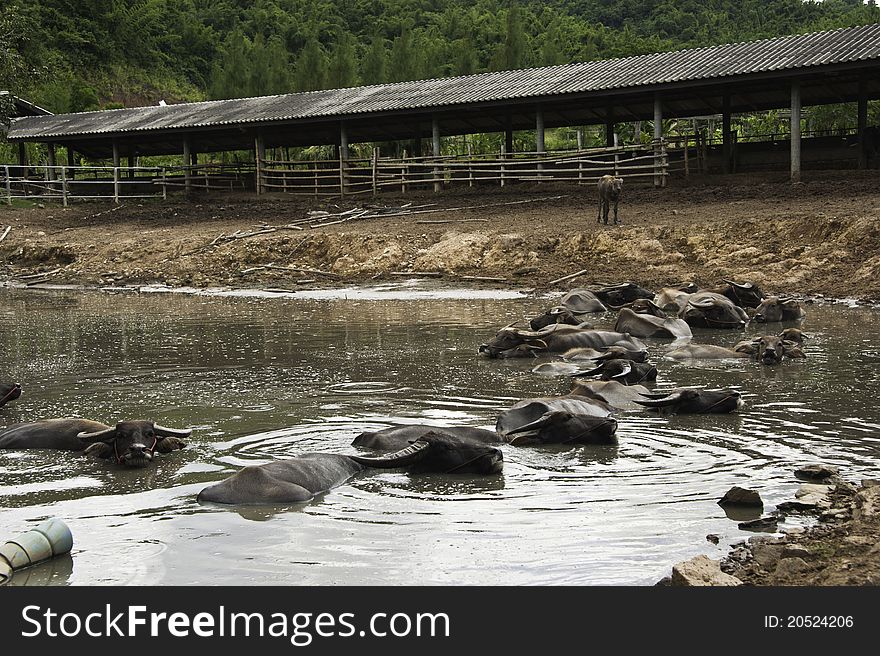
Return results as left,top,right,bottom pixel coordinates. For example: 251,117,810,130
249,35,291,96
361,35,387,85
293,35,327,92
209,29,252,100
327,31,358,88
491,3,529,71
388,28,419,82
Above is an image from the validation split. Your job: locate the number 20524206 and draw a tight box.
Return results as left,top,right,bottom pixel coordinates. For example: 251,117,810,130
764,616,854,628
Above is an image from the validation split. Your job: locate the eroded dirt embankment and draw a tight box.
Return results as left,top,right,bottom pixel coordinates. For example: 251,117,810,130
1,171,879,297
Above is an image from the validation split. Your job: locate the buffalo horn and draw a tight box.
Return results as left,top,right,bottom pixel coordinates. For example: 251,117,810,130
723,279,754,290
154,424,193,438
609,362,633,380
77,427,118,443
349,440,430,468
634,391,682,408
688,296,718,309
505,411,565,437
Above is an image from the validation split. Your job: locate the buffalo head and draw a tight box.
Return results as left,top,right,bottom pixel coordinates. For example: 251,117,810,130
578,359,658,385
718,280,765,308
593,282,653,307
505,412,618,446
752,296,805,323
0,382,22,408
635,388,743,414
680,292,748,329
78,421,190,467
479,325,550,358
349,431,503,474
529,307,587,331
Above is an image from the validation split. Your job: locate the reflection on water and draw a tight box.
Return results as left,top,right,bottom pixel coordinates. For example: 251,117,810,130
0,285,878,585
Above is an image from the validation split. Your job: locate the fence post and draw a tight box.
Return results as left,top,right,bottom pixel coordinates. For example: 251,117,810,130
684,135,690,178
113,167,120,203
401,149,407,194
467,142,473,188
4,166,11,205
500,144,506,188
661,140,668,188
339,148,345,197
60,165,68,207
372,147,379,197
162,168,167,200
314,154,318,197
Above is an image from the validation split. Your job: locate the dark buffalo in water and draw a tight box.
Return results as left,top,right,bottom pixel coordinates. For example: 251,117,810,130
634,389,743,414
679,292,748,329
0,418,190,467
197,431,504,505
479,324,645,358
713,280,765,309
733,335,806,364
0,382,22,408
614,307,693,339
752,296,806,323
653,288,693,314
576,359,658,385
592,283,654,307
666,344,751,360
569,380,654,410
352,424,504,451
564,345,648,363
497,396,617,445
529,289,606,330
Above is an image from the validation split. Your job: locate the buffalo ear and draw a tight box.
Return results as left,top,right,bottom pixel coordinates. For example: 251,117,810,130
155,436,187,453
83,442,113,459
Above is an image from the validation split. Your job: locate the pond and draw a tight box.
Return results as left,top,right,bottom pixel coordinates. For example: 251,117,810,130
1,282,878,585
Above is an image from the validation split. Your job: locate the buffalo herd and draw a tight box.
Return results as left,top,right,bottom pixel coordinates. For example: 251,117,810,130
0,279,806,508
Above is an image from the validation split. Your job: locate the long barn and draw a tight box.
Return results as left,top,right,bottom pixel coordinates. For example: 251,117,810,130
4,22,880,198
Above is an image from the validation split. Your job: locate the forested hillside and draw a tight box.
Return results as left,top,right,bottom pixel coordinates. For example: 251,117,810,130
2,0,879,114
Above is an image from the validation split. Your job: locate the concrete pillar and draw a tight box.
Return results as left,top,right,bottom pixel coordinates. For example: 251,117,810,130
47,143,56,181
791,81,801,182
722,94,732,174
858,79,868,170
653,94,663,188
112,141,120,169
339,121,349,160
183,138,192,194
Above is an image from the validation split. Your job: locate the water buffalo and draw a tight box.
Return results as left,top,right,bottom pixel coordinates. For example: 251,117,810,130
0,382,22,408
634,389,743,414
479,324,645,358
352,424,503,451
592,282,654,307
528,307,589,331
197,431,504,505
563,345,648,363
654,288,693,314
576,359,658,385
497,396,617,445
597,174,623,225
569,380,654,410
614,307,693,339
752,296,806,323
529,289,606,330
733,335,806,364
778,328,806,344
713,280,765,308
665,344,751,360
679,292,748,329
0,418,190,467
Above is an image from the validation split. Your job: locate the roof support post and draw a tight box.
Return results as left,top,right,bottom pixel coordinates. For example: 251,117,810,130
505,114,513,154
128,153,135,179
432,116,441,193
47,143,56,181
790,81,801,183
18,143,27,170
66,147,75,180
605,109,615,148
722,94,732,174
339,122,349,196
183,138,192,194
254,134,264,195
858,79,868,170
653,93,663,188
536,104,545,179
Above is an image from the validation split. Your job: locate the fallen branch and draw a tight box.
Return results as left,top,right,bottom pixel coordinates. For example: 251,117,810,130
0,226,10,243
16,267,63,280
459,275,506,282
415,219,489,224
79,204,125,221
547,268,590,286
389,271,443,278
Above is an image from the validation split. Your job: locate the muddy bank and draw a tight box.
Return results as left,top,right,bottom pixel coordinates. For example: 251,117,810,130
1,171,879,298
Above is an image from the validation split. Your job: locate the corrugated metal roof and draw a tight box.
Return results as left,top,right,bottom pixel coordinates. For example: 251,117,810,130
8,22,880,141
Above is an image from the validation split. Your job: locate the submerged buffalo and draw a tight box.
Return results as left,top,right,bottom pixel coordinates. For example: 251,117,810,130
479,324,645,358
679,292,748,329
563,345,648,363
529,289,606,330
752,296,806,323
576,359,658,385
666,344,751,360
352,424,503,451
0,418,190,467
592,282,654,307
713,280,765,309
733,335,806,364
634,389,743,414
614,307,693,339
197,431,504,505
569,380,654,410
497,396,617,445
654,288,694,314
0,382,22,408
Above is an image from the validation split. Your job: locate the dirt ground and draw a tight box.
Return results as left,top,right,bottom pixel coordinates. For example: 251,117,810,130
2,169,880,586
1,169,879,299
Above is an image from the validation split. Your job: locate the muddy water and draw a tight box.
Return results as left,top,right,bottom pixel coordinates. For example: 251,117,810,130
1,284,878,586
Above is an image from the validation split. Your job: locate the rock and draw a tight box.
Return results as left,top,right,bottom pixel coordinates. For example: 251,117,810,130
706,534,720,544
670,555,742,587
861,479,880,488
771,557,811,580
842,535,872,547
738,514,782,532
854,486,880,520
778,483,833,512
781,545,813,560
794,464,839,481
750,543,785,569
718,486,763,507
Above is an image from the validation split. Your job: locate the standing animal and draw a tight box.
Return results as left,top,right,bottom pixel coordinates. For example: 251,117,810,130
0,418,190,467
197,431,504,505
0,382,22,408
597,175,623,225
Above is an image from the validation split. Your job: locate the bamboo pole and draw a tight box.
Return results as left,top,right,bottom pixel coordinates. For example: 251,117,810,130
4,166,10,205
60,165,68,207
